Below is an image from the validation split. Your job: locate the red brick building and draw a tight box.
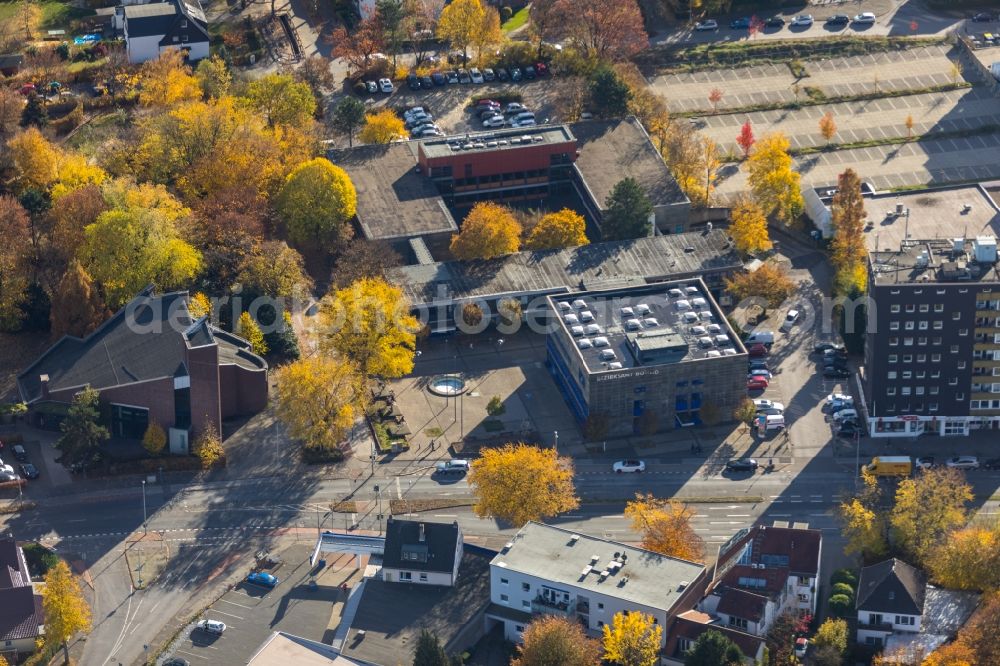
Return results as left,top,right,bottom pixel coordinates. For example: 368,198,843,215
17,287,268,454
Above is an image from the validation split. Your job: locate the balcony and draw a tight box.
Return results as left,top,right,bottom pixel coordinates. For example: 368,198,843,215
857,619,894,633
531,595,577,616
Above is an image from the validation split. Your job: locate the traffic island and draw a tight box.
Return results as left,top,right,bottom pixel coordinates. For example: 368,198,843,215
124,532,170,590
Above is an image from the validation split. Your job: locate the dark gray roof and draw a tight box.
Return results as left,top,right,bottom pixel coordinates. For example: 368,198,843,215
17,287,266,404
857,558,926,616
328,143,457,241
0,537,28,590
571,117,688,209
382,517,459,574
396,230,742,307
0,54,23,69
125,0,207,40
0,587,42,642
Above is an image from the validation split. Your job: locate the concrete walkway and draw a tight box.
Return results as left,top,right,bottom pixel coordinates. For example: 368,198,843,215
330,578,366,650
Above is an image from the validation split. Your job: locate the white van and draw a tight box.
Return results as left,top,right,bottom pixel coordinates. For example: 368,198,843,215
765,415,785,430
746,331,775,345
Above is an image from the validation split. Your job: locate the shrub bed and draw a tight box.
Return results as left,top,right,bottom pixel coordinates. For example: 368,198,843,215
301,444,346,464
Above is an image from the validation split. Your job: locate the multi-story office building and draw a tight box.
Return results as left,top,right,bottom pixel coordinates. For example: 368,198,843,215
545,279,747,435
485,522,707,644
863,234,1000,437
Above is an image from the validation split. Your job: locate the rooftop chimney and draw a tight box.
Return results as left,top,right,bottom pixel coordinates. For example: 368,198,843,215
39,374,49,399
419,523,426,542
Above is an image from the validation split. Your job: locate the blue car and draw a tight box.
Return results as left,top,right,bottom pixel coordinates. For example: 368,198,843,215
730,17,751,29
246,572,278,588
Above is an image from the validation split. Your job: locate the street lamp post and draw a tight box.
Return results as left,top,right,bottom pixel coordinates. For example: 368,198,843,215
554,430,558,453
373,485,383,535
141,480,147,535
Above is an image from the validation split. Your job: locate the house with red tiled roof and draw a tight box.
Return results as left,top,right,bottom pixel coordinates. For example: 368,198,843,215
663,611,766,665
0,537,44,659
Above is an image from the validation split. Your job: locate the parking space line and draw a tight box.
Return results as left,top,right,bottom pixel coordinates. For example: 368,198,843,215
209,609,245,620
219,598,254,609
174,650,211,660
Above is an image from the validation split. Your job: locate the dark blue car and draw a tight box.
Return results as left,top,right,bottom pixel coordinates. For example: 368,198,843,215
730,17,751,29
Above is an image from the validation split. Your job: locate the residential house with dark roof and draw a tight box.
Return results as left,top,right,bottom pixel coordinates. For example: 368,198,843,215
0,537,44,658
663,611,766,665
381,517,463,587
856,558,981,655
121,0,209,64
17,286,268,455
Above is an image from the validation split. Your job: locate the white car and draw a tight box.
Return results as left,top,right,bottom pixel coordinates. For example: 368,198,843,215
470,68,484,83
755,400,784,413
852,12,876,24
791,15,813,27
695,19,719,30
378,78,394,93
748,369,773,380
403,106,426,120
946,456,980,469
510,118,536,128
832,408,858,422
780,310,800,332
505,102,527,115
482,116,505,128
825,393,852,405
613,459,645,473
196,619,226,635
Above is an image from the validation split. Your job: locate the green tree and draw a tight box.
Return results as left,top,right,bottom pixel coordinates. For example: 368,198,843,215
42,560,92,664
55,387,109,469
683,629,742,666
194,55,231,98
589,66,632,118
331,97,367,148
376,0,411,69
602,178,652,241
237,311,269,356
486,395,505,416
20,92,48,128
244,73,317,128
142,421,167,456
413,629,449,666
276,158,357,251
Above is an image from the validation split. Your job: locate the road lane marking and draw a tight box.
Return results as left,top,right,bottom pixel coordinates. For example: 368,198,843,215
726,515,750,518
433,514,458,518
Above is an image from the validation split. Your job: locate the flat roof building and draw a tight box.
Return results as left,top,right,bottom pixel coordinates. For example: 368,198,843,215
487,522,706,645
545,279,747,434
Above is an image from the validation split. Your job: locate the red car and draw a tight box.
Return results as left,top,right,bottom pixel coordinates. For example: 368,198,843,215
747,377,769,390
748,343,769,358
535,62,549,76
475,98,500,108
18,83,35,95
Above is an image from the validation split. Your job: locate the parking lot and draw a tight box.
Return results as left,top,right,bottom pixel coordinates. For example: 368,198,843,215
651,44,958,113
697,86,1000,154
161,545,352,664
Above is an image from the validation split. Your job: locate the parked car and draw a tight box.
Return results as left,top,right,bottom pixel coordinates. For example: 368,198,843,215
825,14,850,25
824,357,848,369
18,463,38,480
765,16,786,27
695,19,719,31
404,106,427,119
510,66,523,81
813,341,846,353
946,456,980,469
364,80,378,93
730,17,751,29
510,118,536,127
794,638,809,659
726,458,758,472
12,445,27,462
748,343,769,358
457,68,472,83
613,459,645,473
435,459,471,474
830,401,853,414
431,72,446,86
246,572,278,588
983,457,1000,469
446,70,459,84
838,422,863,438
780,309,800,331
747,377,769,390
420,75,434,89
916,456,936,470
505,102,528,115
973,12,995,22
754,399,784,412
748,368,773,380
479,108,501,120
495,67,509,81
534,62,549,76
163,659,190,666
852,12,876,24
483,68,496,81
412,127,444,138
832,408,858,423
407,73,420,90
523,65,537,79
470,67,484,83
195,619,226,635
826,392,853,405
823,367,850,378
790,14,813,27
482,116,505,128
748,359,769,371
378,78,394,93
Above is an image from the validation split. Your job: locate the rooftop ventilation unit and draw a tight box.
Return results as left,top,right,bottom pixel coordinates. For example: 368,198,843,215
975,236,998,263
570,534,580,543
953,238,965,254
590,555,600,563
677,581,688,592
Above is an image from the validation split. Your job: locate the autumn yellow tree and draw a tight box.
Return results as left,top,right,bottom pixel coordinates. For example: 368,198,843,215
52,152,106,200
273,356,367,451
49,259,107,338
358,108,406,144
724,263,796,310
468,443,579,526
244,73,316,128
513,616,602,666
811,618,848,665
42,560,92,664
194,55,232,98
837,467,889,560
8,126,59,191
436,0,485,64
194,425,225,468
746,132,803,225
471,5,502,64
319,276,419,378
236,241,313,301
625,493,704,562
237,311,269,356
728,198,771,255
602,611,661,666
524,209,589,250
188,292,212,319
829,168,868,295
137,49,202,107
818,111,837,144
891,467,972,566
276,158,357,250
926,521,1000,591
142,421,167,456
450,202,522,260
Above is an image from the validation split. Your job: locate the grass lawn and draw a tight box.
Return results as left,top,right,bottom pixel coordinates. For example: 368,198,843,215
502,5,529,33
0,0,95,31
